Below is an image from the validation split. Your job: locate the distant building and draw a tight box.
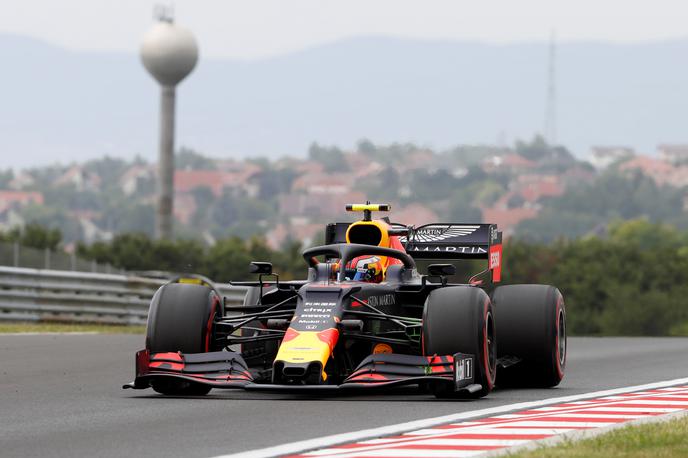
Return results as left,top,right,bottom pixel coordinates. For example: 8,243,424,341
618,156,674,185
54,165,102,192
78,217,113,244
516,175,565,202
174,165,260,198
291,173,355,196
483,153,537,173
0,190,44,209
658,144,688,165
589,146,635,170
173,192,197,225
8,172,35,190
119,165,155,196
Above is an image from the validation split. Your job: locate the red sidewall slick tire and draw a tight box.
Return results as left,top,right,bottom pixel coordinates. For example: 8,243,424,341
145,283,222,396
492,284,566,388
422,286,497,398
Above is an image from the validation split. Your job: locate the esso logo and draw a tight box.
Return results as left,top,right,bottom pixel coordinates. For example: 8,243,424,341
490,251,500,269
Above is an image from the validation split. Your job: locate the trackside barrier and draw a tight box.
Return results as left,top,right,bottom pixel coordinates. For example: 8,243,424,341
0,266,248,325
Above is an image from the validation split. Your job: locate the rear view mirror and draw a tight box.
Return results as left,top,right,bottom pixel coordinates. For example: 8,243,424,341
427,264,456,276
249,262,273,275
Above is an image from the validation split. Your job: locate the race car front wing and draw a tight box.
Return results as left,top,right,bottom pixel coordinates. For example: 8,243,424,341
123,350,480,394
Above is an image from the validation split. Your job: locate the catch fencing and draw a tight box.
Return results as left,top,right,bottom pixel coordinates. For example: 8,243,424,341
0,266,248,325
0,241,124,274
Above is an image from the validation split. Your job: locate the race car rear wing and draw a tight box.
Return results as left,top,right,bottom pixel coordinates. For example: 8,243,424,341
325,222,503,282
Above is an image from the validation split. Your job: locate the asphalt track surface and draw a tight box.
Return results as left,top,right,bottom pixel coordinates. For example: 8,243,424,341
1,335,687,458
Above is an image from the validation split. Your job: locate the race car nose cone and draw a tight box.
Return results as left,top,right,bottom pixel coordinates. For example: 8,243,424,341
273,361,324,385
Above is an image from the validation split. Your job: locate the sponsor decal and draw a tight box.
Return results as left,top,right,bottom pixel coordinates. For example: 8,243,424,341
409,245,487,254
367,294,396,307
489,243,502,282
297,301,337,330
399,225,481,243
490,250,500,269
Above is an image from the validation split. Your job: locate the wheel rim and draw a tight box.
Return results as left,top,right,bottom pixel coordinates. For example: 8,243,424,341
557,308,566,366
486,311,497,378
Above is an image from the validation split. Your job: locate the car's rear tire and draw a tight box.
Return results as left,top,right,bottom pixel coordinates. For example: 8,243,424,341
146,283,222,395
422,286,496,398
492,284,566,388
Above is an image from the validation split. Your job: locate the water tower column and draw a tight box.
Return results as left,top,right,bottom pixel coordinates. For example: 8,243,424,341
157,85,176,239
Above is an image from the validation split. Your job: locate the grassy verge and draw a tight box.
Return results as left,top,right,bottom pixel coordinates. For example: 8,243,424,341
507,414,688,458
0,321,145,334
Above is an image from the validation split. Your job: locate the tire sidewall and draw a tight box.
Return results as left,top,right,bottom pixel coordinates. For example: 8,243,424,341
493,284,566,387
146,283,220,354
423,286,496,396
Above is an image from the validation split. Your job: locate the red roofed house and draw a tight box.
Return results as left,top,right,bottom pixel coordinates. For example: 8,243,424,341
0,191,43,208
0,191,44,231
517,175,565,202
618,156,675,186
174,166,261,198
175,170,226,196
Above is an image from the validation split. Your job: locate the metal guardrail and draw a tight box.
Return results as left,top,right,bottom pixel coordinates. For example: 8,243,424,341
0,266,248,325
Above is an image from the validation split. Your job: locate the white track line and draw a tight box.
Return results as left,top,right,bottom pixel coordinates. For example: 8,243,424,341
213,377,688,458
0,332,99,336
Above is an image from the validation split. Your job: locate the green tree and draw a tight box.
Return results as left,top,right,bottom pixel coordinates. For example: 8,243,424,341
357,138,377,155
515,134,550,161
3,223,62,250
308,142,350,172
0,169,14,188
176,147,217,170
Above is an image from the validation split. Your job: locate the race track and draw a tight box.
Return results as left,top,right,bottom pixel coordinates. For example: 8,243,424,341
1,334,686,458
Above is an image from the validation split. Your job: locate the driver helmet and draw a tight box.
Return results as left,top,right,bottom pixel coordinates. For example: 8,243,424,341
348,255,385,283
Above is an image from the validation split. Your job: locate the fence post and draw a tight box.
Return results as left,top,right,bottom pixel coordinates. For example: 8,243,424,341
13,242,19,267
71,252,76,271
45,248,51,269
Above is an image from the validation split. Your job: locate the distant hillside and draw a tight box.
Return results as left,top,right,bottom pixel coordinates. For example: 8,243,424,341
2,34,688,168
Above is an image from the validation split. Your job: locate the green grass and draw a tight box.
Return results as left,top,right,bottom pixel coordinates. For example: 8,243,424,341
507,414,688,458
0,321,145,334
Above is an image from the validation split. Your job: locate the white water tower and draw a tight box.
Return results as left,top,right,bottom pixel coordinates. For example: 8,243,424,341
141,6,198,239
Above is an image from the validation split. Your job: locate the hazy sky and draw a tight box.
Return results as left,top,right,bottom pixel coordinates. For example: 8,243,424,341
1,0,688,58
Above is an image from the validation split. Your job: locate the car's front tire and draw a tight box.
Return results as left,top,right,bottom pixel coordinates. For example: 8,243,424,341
146,283,222,395
423,286,497,398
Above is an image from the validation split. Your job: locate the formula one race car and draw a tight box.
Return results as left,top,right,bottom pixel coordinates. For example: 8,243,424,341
124,203,566,398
